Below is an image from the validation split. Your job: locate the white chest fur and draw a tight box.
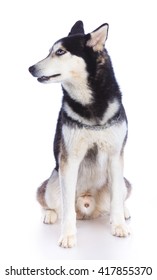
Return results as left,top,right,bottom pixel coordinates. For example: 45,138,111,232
62,121,127,193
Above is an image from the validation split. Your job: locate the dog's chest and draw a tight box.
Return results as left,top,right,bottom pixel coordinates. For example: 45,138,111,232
62,122,127,192
77,147,108,191
76,125,126,191
63,122,126,153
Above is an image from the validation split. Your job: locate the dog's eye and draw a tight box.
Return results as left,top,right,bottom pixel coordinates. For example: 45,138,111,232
55,49,66,56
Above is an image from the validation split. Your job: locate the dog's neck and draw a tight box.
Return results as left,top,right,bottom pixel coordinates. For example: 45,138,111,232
61,53,123,126
62,79,93,106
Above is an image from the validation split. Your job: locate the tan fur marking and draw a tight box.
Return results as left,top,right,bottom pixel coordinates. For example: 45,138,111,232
96,53,105,64
70,70,82,78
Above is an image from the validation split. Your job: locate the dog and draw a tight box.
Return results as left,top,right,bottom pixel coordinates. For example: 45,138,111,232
29,20,131,248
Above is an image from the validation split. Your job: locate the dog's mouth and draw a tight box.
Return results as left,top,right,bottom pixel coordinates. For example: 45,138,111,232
38,74,61,82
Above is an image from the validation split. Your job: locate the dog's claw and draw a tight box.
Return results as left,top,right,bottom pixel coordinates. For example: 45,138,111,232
58,235,76,248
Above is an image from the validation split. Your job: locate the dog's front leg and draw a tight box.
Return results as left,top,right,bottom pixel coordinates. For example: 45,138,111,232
58,157,82,248
109,154,130,237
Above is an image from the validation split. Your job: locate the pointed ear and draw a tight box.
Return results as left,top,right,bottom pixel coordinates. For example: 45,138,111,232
86,23,109,51
68,20,85,36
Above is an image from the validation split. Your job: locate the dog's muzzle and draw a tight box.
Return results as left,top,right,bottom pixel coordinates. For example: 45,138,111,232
28,65,60,82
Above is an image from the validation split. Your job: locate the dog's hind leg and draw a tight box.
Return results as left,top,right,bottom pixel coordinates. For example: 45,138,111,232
37,169,61,224
37,179,49,209
124,177,131,220
124,205,131,220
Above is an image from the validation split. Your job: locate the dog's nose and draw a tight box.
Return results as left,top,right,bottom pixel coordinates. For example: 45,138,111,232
28,65,36,75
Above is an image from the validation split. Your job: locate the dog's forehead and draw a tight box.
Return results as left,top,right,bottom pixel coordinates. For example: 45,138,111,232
52,35,85,53
52,41,65,51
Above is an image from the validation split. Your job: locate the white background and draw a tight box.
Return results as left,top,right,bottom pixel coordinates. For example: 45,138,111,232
0,0,157,263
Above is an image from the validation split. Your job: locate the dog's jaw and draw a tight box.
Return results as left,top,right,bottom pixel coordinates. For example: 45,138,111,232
37,74,61,83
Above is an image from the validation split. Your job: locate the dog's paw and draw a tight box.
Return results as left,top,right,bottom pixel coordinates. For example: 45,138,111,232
43,209,57,224
58,234,76,248
111,222,130,237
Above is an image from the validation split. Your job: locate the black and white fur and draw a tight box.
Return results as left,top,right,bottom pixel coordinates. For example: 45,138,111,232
29,21,131,248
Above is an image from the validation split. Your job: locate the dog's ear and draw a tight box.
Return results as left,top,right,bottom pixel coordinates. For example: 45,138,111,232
86,23,109,51
68,20,85,36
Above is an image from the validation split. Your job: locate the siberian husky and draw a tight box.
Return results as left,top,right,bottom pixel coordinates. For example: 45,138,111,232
29,21,131,248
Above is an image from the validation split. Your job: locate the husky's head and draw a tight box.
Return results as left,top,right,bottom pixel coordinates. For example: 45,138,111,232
29,21,109,84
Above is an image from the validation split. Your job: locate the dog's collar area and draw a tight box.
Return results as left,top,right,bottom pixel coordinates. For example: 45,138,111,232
38,74,60,82
62,110,122,130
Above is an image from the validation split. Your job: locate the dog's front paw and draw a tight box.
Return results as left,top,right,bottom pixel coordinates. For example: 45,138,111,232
43,209,57,224
111,222,130,237
58,234,76,248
